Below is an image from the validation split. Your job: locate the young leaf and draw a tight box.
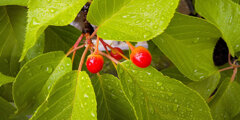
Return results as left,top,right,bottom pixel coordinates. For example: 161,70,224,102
92,74,137,120
209,79,240,120
117,60,212,120
195,0,240,56
0,6,27,76
162,67,220,100
153,13,221,81
0,0,28,6
13,51,72,115
30,71,97,120
0,73,14,87
87,0,179,41
20,0,88,61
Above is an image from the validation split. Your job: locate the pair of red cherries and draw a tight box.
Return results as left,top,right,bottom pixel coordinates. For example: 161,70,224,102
86,46,152,73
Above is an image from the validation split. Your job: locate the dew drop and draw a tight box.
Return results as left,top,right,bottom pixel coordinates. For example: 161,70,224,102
157,82,162,86
122,15,128,18
128,79,133,83
32,18,40,26
46,66,53,73
135,19,141,24
49,8,56,13
84,94,89,98
193,38,200,43
146,19,151,23
235,45,239,49
66,63,70,66
60,66,64,70
91,112,96,117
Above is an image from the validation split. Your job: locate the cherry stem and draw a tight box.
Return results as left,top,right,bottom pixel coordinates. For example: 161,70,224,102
126,41,135,51
100,39,129,60
98,51,119,64
72,34,84,63
100,39,117,68
94,36,100,54
231,67,238,82
86,27,99,41
219,66,234,72
78,45,90,71
66,44,86,57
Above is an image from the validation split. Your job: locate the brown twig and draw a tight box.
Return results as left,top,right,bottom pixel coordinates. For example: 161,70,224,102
66,44,86,57
231,67,238,82
78,45,90,71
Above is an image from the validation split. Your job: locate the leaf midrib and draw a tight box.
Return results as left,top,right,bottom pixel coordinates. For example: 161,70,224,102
97,75,112,119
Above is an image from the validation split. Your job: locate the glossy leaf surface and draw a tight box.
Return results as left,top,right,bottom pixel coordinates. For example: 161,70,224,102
153,13,221,81
92,74,137,120
31,71,97,120
13,51,72,115
87,0,179,41
21,0,88,60
117,61,212,120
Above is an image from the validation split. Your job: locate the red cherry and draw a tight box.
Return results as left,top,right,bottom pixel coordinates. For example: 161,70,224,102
130,46,152,68
86,54,104,73
110,47,124,60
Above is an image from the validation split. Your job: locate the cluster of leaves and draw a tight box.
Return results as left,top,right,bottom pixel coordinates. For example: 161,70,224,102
0,0,240,120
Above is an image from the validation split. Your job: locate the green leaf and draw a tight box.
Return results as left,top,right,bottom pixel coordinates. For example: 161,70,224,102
117,60,212,120
92,74,137,120
233,112,240,120
195,0,240,56
187,72,220,100
161,67,220,100
44,25,85,70
153,13,221,81
87,0,179,41
0,0,28,6
0,72,14,87
0,97,16,120
209,79,240,120
13,51,72,115
30,71,97,120
0,6,27,76
161,67,191,84
0,97,28,120
232,0,240,4
0,83,13,102
22,33,45,63
20,0,88,61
